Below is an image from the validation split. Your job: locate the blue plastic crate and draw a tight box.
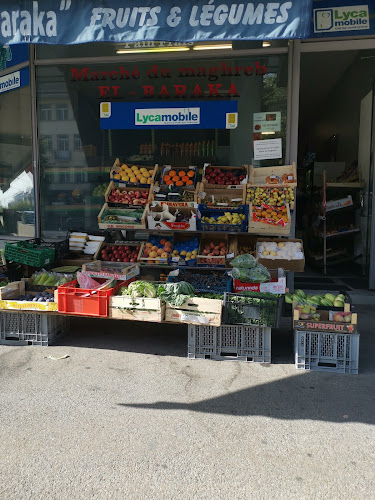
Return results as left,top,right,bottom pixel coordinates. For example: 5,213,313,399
168,269,232,294
197,204,248,232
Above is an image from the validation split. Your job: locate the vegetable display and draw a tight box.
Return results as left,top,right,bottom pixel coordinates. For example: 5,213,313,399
157,281,195,306
285,290,346,308
120,281,157,298
225,292,281,327
230,253,271,283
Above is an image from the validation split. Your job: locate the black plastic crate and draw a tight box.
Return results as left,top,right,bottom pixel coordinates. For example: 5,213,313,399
223,292,282,327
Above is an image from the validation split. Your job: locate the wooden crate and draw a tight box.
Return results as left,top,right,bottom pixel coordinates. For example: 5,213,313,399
150,183,200,207
104,181,152,206
97,204,147,230
249,163,297,187
138,241,171,266
202,165,248,189
109,296,165,322
0,281,25,300
81,260,140,281
110,158,158,187
248,204,291,236
198,184,246,207
165,297,222,326
293,309,357,333
196,234,228,268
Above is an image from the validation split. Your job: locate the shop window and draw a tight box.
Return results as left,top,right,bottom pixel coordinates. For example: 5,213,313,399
56,104,68,121
37,52,288,235
41,135,53,154
0,84,34,239
40,105,52,121
74,134,82,151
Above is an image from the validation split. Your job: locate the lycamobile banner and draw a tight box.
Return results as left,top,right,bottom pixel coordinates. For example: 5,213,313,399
0,1,312,45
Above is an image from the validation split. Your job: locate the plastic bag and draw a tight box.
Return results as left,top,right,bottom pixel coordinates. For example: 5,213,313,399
230,254,257,269
231,264,270,283
77,272,114,290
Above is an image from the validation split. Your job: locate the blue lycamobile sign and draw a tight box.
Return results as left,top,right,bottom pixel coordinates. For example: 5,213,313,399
100,101,238,130
0,1,313,45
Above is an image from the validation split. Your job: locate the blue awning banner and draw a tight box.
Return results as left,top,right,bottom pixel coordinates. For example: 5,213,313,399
0,1,312,45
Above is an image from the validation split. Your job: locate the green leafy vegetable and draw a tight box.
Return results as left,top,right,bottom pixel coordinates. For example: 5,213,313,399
230,254,257,269
121,281,157,298
157,281,195,306
231,264,270,283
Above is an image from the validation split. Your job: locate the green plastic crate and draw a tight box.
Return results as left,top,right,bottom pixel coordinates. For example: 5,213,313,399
4,241,55,267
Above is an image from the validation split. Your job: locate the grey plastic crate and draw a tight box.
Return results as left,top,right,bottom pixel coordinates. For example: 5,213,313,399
294,329,359,374
0,312,69,346
188,324,271,362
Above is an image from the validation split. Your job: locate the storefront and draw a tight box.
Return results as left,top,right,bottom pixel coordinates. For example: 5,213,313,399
1,1,375,289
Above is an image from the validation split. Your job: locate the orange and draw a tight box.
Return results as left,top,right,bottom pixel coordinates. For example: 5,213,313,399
186,180,194,185
178,171,186,178
181,176,189,183
176,180,184,186
163,175,171,183
166,180,173,186
172,176,180,182
187,170,195,178
169,170,176,177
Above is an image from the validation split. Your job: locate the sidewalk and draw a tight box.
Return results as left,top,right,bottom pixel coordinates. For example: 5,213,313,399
0,306,374,499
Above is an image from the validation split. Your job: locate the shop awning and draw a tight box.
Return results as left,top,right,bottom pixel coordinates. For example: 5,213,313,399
0,1,313,46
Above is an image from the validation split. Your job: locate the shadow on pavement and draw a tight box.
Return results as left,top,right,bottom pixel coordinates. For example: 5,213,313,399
119,371,375,424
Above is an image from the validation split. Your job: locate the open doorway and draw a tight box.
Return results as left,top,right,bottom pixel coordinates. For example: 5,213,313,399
296,47,375,291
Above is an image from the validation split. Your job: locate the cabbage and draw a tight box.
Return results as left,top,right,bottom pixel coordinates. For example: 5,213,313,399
157,281,195,306
125,281,157,298
231,264,270,283
230,254,257,269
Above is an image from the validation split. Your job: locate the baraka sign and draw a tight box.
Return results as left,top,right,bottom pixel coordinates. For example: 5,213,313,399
0,1,312,45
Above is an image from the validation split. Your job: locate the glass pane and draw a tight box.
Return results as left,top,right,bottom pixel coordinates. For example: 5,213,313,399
37,53,288,236
0,83,34,239
36,40,288,59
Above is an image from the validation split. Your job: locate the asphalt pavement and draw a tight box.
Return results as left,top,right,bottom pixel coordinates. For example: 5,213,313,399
0,306,374,500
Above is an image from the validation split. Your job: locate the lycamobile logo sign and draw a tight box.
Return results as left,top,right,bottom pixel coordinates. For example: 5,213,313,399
314,5,369,32
135,107,200,126
0,70,20,93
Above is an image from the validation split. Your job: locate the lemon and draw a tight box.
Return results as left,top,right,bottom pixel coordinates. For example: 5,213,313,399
147,178,152,184
140,177,147,183
136,173,143,180
130,177,137,183
113,174,121,180
140,168,147,173
121,175,129,182
121,164,128,169
131,165,138,171
143,171,150,178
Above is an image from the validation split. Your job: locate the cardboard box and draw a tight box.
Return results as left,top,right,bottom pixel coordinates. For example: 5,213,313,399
109,296,165,322
147,204,196,231
0,281,25,300
248,203,291,236
165,297,222,326
198,184,246,207
293,309,357,333
256,238,305,272
0,288,58,312
150,183,200,208
326,195,353,212
233,268,286,294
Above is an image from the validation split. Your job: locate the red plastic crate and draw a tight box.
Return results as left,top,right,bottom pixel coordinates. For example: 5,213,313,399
57,278,134,317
